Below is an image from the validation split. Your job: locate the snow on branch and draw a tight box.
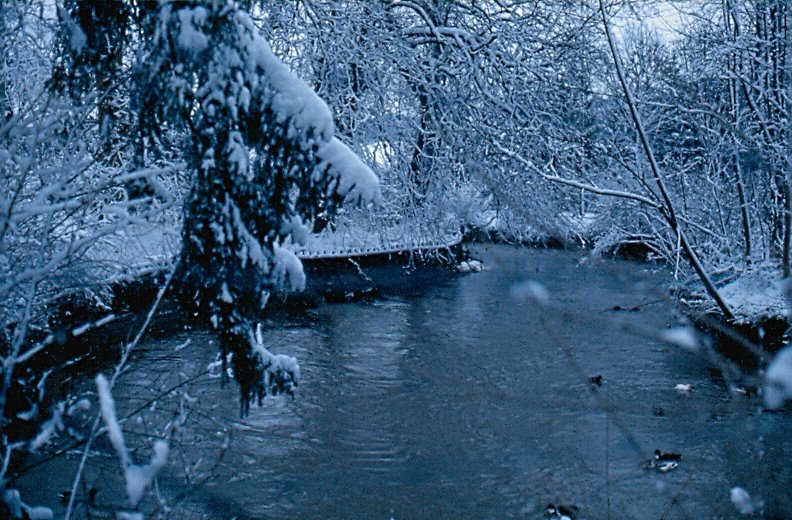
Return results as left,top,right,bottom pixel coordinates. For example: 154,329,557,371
2,488,53,520
228,324,302,415
146,1,381,413
541,173,662,209
96,375,169,508
251,342,301,397
235,11,380,206
491,140,661,209
272,243,306,293
239,14,334,143
317,138,381,206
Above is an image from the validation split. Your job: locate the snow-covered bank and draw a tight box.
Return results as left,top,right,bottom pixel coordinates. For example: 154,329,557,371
683,262,789,327
95,215,790,330
677,264,792,410
715,266,789,324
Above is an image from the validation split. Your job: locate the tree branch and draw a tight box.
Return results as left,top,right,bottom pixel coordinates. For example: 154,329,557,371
599,0,735,320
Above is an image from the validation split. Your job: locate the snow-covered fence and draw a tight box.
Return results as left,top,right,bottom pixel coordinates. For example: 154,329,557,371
291,222,462,259
93,220,463,273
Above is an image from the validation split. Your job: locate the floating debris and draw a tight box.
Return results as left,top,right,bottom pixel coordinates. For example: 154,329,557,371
675,383,692,395
457,259,484,273
652,405,665,417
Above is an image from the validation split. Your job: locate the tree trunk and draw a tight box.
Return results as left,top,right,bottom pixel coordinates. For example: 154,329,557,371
0,2,9,122
600,0,735,320
408,86,435,201
733,149,753,261
725,1,753,262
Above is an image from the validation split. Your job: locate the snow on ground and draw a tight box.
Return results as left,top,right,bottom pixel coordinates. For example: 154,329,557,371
86,222,181,279
716,264,788,323
559,211,598,241
86,211,790,328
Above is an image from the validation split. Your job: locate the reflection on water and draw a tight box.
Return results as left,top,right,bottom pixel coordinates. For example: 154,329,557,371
20,245,792,518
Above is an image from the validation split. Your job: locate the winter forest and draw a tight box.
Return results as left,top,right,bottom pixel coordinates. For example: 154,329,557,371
3,0,792,518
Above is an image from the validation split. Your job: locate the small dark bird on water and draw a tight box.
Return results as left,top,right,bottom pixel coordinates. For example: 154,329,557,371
59,487,98,506
654,449,682,461
546,503,578,519
588,375,603,387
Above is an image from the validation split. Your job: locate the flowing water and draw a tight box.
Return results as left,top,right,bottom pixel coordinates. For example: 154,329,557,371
18,245,792,518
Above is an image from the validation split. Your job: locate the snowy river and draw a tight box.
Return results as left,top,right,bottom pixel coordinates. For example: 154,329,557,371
20,245,792,518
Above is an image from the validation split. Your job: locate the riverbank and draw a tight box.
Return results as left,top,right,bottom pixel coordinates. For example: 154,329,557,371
678,263,790,370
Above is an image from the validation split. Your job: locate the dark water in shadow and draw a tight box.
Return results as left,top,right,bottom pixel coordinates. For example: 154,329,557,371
19,245,792,519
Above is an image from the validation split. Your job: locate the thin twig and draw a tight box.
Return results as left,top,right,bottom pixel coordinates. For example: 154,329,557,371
64,261,179,520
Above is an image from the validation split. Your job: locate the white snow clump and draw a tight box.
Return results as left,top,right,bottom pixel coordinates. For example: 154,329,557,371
272,243,306,292
660,326,699,352
28,403,64,451
252,341,301,396
124,440,169,507
116,512,144,520
730,486,760,515
317,138,381,206
457,259,483,273
177,7,208,52
2,488,53,520
242,22,334,141
763,346,792,409
57,7,86,53
510,280,549,306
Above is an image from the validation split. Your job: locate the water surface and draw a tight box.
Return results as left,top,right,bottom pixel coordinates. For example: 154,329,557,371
21,245,792,518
